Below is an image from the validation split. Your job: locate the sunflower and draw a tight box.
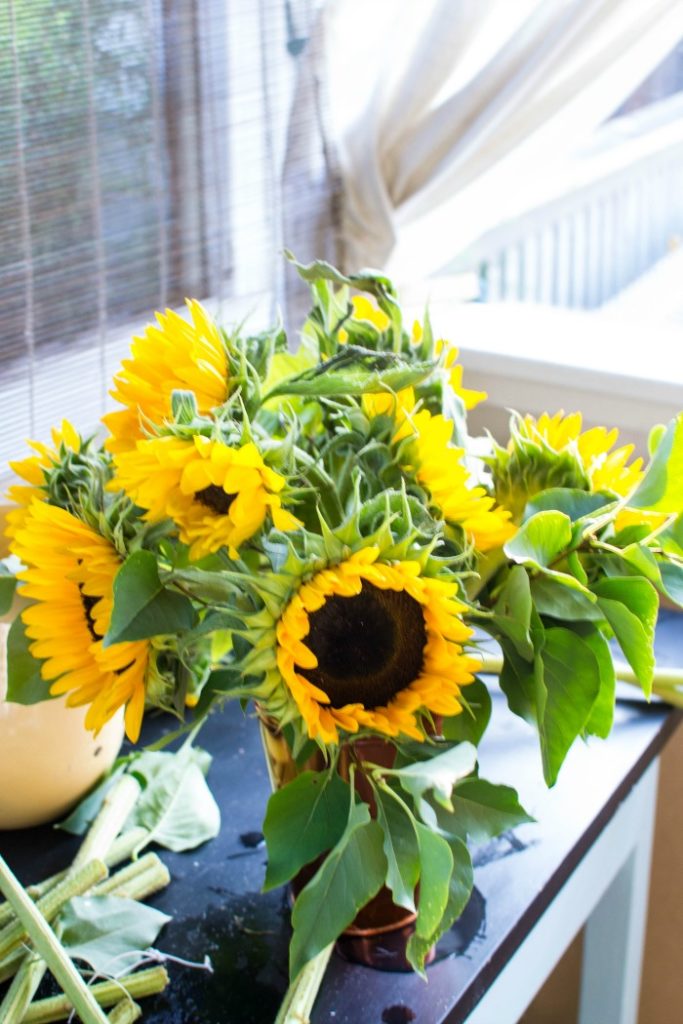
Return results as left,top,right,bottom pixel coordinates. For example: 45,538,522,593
492,411,650,523
364,388,515,551
103,301,229,454
275,547,479,744
5,420,81,541
435,339,487,411
112,434,301,560
338,295,390,344
520,412,644,497
10,501,149,742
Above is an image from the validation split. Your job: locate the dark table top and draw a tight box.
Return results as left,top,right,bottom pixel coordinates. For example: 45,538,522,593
1,610,681,1024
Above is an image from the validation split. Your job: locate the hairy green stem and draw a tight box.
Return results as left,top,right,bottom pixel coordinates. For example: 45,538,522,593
0,829,150,931
94,855,170,902
273,944,334,1024
107,1001,141,1024
0,860,107,962
72,777,141,871
478,652,683,705
21,967,169,1023
0,950,26,987
0,857,109,1024
0,952,47,1024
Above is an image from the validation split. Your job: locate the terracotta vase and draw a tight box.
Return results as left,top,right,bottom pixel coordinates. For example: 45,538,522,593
0,623,124,830
259,712,432,971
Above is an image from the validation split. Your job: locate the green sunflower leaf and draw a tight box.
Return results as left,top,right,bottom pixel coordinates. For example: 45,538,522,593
262,770,351,892
5,614,55,705
386,742,477,810
442,679,491,745
407,836,473,976
263,346,434,401
492,565,534,659
504,511,589,593
659,561,683,608
530,576,603,622
374,786,420,913
0,564,17,616
104,550,197,646
498,638,539,725
430,778,535,843
405,823,453,976
537,627,602,786
289,805,386,980
592,577,658,697
524,488,613,523
286,252,397,299
628,414,683,512
573,623,616,739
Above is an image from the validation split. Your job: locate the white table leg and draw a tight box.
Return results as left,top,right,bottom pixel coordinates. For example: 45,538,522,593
578,759,660,1024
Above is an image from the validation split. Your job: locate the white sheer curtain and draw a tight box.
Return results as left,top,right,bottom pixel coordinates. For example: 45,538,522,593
324,0,683,280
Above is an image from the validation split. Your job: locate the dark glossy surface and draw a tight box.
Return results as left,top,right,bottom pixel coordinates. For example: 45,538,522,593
1,611,681,1024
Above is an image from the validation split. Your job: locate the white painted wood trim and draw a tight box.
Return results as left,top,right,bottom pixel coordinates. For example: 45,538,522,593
462,759,660,1024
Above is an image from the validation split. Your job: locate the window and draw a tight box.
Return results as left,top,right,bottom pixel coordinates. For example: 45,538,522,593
0,0,333,468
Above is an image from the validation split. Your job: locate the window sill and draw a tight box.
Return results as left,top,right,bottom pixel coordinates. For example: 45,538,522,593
411,295,683,447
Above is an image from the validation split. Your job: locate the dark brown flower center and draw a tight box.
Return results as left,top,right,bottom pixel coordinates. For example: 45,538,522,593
299,581,427,709
194,485,237,515
80,592,100,642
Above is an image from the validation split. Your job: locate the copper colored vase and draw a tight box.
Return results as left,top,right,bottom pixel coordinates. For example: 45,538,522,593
258,714,433,971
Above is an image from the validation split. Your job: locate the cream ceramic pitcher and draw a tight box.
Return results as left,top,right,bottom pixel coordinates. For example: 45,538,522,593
0,622,124,829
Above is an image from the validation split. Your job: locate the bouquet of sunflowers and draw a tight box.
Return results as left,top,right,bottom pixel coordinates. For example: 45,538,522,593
4,256,683,1018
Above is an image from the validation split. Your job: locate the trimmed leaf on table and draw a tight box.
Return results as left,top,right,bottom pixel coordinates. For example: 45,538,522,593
128,747,220,852
262,770,351,892
58,766,127,835
104,550,197,646
289,803,386,980
60,895,171,977
60,747,220,853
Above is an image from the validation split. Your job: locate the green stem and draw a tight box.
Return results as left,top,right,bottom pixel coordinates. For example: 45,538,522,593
0,857,109,1024
466,547,508,601
94,855,170,902
0,952,47,1024
107,1001,141,1024
72,777,141,871
0,828,150,931
478,652,683,704
273,944,334,1024
21,967,169,1024
0,950,25,987
0,860,107,961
